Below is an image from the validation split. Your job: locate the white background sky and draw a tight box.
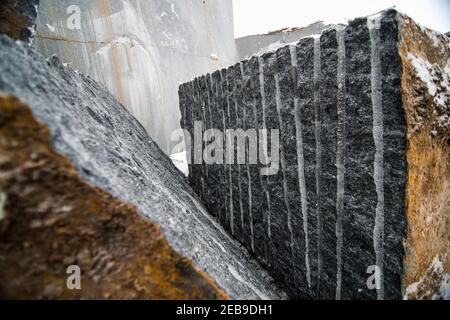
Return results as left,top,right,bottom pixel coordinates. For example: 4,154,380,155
233,0,450,38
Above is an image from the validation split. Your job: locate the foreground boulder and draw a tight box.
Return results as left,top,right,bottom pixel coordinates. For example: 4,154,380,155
0,95,227,299
0,36,283,299
179,9,449,299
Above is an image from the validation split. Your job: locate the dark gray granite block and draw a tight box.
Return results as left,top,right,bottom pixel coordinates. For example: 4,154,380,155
261,50,293,293
343,17,377,300
179,10,412,300
379,9,406,300
317,28,339,299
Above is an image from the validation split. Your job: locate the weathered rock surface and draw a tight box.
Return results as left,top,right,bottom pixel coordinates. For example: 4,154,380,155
0,0,39,42
0,36,283,299
399,14,449,300
180,9,449,299
0,95,227,299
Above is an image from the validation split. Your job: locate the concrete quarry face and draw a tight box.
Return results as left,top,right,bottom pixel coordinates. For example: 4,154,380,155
179,9,449,299
34,0,237,154
0,36,283,299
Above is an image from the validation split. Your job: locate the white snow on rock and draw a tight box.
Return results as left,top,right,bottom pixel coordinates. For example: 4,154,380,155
251,40,297,59
170,151,188,176
433,274,450,300
404,255,449,300
171,4,178,17
46,23,55,32
407,53,449,104
408,53,438,95
407,53,450,130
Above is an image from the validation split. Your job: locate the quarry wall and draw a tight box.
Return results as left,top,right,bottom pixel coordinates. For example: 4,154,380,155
34,0,237,154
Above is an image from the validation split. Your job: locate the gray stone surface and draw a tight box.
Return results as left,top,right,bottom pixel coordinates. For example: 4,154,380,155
342,16,378,300
180,9,407,299
0,35,284,300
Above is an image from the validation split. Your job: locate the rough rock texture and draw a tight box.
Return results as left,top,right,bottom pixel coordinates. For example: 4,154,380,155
0,95,227,300
0,36,283,299
236,21,327,61
180,9,449,300
34,0,237,154
0,0,39,42
398,14,449,300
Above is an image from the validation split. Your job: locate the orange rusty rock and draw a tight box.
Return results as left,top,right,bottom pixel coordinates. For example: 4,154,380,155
0,94,228,300
398,14,450,299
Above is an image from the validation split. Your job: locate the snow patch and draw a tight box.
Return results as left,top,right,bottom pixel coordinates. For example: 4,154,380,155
170,151,188,176
433,274,450,300
251,40,296,59
27,24,36,45
46,24,56,33
404,255,449,299
407,53,449,109
171,4,179,17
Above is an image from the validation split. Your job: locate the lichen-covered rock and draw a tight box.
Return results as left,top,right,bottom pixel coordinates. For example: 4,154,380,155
0,35,283,300
179,9,449,300
0,94,227,299
0,0,39,42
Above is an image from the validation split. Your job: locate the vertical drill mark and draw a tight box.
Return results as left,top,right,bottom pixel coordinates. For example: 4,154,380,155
313,35,323,294
275,72,295,271
259,56,272,241
335,27,346,300
290,44,312,289
225,73,234,235
368,15,385,300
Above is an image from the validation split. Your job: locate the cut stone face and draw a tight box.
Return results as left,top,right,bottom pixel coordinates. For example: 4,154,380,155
179,9,450,299
31,0,238,154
